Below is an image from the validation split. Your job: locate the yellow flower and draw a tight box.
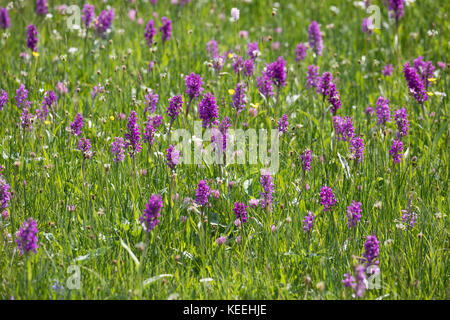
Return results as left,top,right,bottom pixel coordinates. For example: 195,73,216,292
427,91,434,96
109,115,115,121
227,52,234,59
228,89,235,95
32,51,39,57
44,120,51,125
428,78,436,83
250,102,260,109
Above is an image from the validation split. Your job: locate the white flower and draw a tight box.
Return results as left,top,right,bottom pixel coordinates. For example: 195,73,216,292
427,29,438,37
330,6,340,14
353,1,366,9
396,223,406,230
435,212,446,219
78,28,86,38
230,8,240,22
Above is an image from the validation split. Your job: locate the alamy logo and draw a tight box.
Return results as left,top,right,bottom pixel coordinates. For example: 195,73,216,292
66,265,81,290
366,265,381,290
170,121,280,174
366,5,381,31
65,5,81,31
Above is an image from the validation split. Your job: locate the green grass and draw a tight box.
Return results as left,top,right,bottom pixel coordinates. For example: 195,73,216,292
0,0,448,299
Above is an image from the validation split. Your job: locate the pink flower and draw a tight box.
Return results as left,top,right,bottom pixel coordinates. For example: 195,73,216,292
148,61,155,72
216,236,226,245
272,42,280,50
56,5,68,14
249,199,259,208
230,8,240,22
211,189,220,199
249,107,258,117
56,82,68,95
239,30,248,38
128,10,136,21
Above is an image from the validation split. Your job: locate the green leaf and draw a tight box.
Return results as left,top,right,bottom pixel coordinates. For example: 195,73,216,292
120,238,140,268
143,274,173,286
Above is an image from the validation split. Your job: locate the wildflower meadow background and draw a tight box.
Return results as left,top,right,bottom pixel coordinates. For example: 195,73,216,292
0,0,449,300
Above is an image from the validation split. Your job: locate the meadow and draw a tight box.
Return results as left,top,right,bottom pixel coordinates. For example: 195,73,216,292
0,0,448,300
